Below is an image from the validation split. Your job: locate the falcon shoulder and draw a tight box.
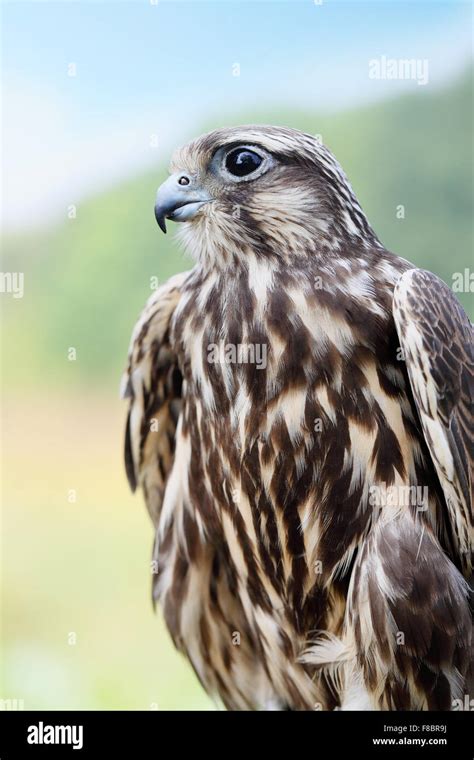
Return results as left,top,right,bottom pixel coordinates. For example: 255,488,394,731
392,267,473,574
121,271,189,526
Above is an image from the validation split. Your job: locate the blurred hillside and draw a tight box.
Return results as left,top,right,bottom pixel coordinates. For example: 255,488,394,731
1,67,473,392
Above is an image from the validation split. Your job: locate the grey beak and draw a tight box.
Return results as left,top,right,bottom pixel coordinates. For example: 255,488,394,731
154,173,212,233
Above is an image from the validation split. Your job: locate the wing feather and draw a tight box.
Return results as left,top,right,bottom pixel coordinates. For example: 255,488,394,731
393,268,473,573
121,271,189,525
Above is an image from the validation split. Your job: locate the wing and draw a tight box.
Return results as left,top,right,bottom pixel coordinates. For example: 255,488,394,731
393,268,473,574
121,271,189,526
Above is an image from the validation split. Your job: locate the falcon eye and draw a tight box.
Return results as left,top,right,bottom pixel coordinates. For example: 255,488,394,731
225,148,263,177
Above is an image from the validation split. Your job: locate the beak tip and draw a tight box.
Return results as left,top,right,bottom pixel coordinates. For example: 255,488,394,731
154,207,167,234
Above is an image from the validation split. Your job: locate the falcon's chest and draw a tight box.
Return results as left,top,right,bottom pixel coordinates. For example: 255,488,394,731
171,268,399,439
170,269,420,526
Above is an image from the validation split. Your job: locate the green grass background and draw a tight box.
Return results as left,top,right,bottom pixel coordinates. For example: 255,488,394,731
1,68,473,709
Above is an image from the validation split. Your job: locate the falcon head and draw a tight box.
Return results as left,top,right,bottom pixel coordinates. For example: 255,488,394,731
154,125,378,262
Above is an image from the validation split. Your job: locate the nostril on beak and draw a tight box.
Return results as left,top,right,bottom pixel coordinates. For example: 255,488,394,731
154,171,212,234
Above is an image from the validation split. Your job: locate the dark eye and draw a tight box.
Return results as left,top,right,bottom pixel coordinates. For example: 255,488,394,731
225,148,263,177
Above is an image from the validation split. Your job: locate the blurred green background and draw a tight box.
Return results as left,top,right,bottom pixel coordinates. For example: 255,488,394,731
1,0,473,711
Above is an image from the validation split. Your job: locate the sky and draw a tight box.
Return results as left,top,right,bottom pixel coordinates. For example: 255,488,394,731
1,0,472,230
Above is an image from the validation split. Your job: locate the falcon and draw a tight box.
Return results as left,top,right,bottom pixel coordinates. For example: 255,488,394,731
122,126,473,710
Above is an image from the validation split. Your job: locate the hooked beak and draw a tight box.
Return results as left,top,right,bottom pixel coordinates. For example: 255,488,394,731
154,173,213,234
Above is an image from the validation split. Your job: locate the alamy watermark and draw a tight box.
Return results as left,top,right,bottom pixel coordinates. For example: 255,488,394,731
0,272,24,298
27,722,83,750
369,56,429,86
0,698,24,710
369,484,429,511
207,343,267,370
452,268,474,293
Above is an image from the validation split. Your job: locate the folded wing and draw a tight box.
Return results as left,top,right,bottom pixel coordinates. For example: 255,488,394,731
121,271,189,526
393,268,473,574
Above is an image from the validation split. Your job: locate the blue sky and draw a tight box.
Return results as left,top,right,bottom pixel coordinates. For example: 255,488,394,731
2,0,472,228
